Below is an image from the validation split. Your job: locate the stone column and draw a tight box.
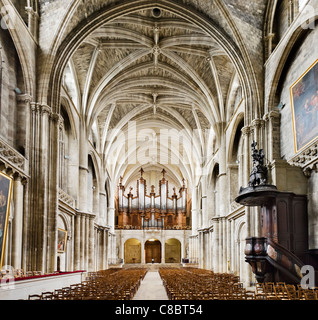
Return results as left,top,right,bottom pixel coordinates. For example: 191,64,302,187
80,213,85,269
230,219,234,273
241,126,252,238
161,238,165,263
47,111,60,273
88,215,95,271
28,103,54,273
211,217,219,272
16,94,32,159
191,186,198,235
70,215,75,271
99,192,106,225
112,234,116,264
11,175,24,269
108,207,115,232
103,228,108,270
74,213,81,270
25,4,39,40
85,214,89,270
22,178,29,271
198,231,203,268
264,110,281,163
141,239,145,264
201,177,208,227
217,123,228,217
78,122,88,213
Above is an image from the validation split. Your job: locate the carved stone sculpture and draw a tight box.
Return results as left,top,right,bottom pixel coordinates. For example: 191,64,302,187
248,141,268,187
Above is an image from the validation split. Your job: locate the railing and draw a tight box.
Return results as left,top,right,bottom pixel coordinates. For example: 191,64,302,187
0,138,26,171
58,188,75,208
245,237,306,283
115,225,191,231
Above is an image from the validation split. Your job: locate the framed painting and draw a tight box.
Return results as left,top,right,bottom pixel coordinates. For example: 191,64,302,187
0,172,13,268
57,228,67,253
290,58,318,153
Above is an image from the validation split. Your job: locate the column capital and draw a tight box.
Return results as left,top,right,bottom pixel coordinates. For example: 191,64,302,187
251,118,265,128
241,125,251,136
263,110,281,121
16,93,33,104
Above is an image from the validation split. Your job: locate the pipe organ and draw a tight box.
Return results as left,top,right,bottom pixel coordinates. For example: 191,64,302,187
116,169,189,229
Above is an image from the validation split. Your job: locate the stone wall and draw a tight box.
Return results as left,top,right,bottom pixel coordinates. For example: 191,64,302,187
0,29,20,149
279,28,318,161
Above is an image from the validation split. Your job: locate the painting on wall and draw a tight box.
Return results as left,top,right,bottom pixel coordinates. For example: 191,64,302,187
57,228,67,253
290,58,318,153
0,172,13,268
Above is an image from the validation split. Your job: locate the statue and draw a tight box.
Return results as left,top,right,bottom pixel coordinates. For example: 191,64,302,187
248,141,268,187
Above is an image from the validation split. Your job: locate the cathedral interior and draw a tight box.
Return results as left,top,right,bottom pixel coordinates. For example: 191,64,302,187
0,0,318,301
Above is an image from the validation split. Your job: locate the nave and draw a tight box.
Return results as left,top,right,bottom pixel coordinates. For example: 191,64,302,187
26,266,318,301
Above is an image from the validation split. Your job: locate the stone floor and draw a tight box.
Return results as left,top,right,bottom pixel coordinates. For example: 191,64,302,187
133,271,169,300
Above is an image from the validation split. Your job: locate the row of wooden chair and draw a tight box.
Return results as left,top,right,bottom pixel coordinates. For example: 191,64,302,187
0,268,57,279
159,267,252,300
255,282,318,300
28,268,148,300
159,267,318,300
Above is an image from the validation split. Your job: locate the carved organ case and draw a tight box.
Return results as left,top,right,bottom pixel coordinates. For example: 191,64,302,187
116,169,188,229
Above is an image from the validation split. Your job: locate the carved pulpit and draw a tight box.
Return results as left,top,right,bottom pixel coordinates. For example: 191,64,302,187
236,142,310,284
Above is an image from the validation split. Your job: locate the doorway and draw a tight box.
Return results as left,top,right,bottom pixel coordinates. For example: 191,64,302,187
145,239,161,263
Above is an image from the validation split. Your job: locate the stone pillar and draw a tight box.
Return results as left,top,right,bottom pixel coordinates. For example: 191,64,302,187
70,215,75,271
29,103,57,273
265,33,275,60
191,186,198,235
47,112,60,273
112,234,116,264
16,94,32,159
25,4,39,40
241,126,252,239
198,231,203,268
103,228,108,270
162,239,165,263
88,215,95,271
85,214,89,270
141,239,145,264
99,192,106,225
217,124,228,217
264,110,281,163
211,217,219,272
78,122,88,213
222,217,227,272
22,179,29,271
108,207,115,232
80,213,85,269
74,213,81,270
11,175,24,269
201,177,208,227
230,219,234,273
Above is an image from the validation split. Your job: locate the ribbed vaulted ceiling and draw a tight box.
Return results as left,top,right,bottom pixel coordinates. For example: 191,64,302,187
64,6,242,189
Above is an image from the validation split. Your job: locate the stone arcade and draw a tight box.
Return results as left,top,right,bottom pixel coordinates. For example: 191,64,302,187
0,0,317,298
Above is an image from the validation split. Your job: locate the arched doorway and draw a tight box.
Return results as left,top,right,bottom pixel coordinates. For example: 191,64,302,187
124,239,141,264
145,239,161,263
165,239,181,263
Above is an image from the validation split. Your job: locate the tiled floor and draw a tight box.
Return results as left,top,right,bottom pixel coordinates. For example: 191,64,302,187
133,271,169,300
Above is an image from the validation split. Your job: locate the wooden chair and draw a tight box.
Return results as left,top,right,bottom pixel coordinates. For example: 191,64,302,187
41,292,54,300
285,284,299,300
303,290,318,300
28,294,42,300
